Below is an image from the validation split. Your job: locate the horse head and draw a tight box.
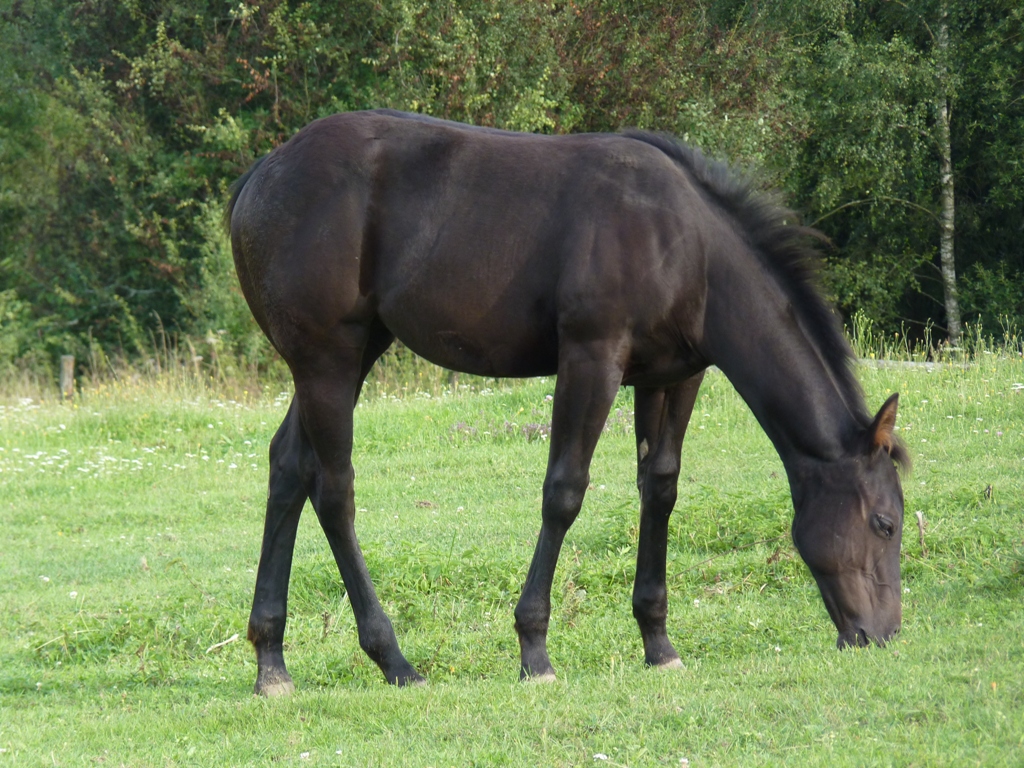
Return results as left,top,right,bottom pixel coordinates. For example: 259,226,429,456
789,394,908,648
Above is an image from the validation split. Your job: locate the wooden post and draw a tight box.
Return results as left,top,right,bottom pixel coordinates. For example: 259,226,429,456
60,355,75,401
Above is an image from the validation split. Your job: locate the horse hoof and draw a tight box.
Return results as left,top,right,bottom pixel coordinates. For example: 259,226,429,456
256,679,295,698
254,668,295,698
525,671,557,683
654,657,684,671
397,673,427,688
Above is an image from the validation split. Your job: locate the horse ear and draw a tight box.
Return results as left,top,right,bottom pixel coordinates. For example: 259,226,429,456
868,393,900,454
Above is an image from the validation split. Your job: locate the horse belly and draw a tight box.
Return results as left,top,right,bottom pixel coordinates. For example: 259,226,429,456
378,291,559,378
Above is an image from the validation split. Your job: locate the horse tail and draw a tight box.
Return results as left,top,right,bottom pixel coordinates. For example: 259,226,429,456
224,154,270,232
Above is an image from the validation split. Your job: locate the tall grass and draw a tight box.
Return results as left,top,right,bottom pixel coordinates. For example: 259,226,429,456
6,314,1023,407
848,310,1024,363
4,333,527,406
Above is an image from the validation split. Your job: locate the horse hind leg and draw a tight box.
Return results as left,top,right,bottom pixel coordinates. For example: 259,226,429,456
247,320,398,695
248,398,314,697
632,372,704,669
295,339,423,686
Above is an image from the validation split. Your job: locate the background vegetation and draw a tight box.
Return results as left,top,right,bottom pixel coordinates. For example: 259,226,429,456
1,0,1023,387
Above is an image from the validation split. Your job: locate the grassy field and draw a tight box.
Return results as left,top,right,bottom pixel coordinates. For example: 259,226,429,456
1,358,1023,766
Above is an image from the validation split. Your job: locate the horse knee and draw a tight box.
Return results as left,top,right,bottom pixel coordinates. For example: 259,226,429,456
632,583,669,624
357,614,397,662
641,462,679,514
514,587,553,636
541,469,588,529
248,611,287,648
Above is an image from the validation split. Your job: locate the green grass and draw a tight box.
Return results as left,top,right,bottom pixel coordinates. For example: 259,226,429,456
1,359,1023,766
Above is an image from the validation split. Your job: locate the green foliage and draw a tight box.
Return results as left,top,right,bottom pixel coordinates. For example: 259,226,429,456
362,0,578,131
958,263,1024,339
562,0,800,170
177,198,273,376
780,24,939,325
0,289,45,379
777,0,1024,333
949,1,1024,328
0,0,1022,377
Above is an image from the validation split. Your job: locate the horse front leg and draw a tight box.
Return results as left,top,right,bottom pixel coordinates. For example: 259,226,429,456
632,372,704,668
514,341,624,680
248,399,312,697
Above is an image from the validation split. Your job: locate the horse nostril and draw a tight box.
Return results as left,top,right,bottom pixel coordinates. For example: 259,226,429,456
856,628,869,647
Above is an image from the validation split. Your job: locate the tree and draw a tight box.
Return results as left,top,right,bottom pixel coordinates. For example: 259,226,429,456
771,0,1024,343
934,2,961,345
1,0,1022,377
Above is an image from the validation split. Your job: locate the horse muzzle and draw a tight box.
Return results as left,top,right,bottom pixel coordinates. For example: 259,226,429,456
836,620,900,649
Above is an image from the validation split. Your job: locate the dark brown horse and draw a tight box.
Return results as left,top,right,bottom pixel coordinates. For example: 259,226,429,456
227,110,908,695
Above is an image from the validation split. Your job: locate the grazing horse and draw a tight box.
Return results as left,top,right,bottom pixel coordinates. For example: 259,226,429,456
227,110,908,695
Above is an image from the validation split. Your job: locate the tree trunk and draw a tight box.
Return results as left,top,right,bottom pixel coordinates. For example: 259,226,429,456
936,8,961,347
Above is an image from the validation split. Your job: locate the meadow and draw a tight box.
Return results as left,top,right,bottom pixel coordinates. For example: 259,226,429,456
1,353,1022,766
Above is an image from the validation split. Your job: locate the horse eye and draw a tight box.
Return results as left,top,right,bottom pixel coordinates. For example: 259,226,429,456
872,514,896,539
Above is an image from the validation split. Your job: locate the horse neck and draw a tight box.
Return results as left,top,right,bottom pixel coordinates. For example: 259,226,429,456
700,252,864,470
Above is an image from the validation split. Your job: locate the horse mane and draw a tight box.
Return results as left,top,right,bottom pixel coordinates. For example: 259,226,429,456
622,130,904,456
